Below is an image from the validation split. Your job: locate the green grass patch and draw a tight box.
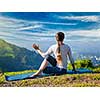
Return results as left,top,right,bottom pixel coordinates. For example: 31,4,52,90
0,74,5,84
4,69,37,76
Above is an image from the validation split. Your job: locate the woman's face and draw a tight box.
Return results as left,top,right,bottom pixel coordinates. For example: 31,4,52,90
55,34,59,41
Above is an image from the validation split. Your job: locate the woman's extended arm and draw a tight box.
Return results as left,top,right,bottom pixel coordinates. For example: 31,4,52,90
32,44,53,58
32,44,45,57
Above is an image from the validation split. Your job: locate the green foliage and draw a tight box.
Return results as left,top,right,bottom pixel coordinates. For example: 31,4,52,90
90,67,100,73
68,59,93,70
4,53,15,58
67,59,100,73
0,39,14,55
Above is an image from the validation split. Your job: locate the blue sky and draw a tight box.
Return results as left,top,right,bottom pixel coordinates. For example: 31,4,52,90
0,12,100,54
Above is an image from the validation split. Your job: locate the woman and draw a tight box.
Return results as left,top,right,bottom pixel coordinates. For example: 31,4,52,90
31,32,76,77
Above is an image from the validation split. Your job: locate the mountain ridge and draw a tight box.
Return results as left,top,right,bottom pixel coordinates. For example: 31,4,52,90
0,39,43,72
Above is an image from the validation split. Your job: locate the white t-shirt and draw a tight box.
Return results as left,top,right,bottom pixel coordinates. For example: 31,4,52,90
42,44,74,69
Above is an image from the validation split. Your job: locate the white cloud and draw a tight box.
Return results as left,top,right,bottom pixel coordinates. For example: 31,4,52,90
0,15,77,33
59,15,100,22
67,29,100,37
35,21,77,25
18,25,43,31
0,15,78,41
63,29,100,42
1,15,100,49
0,16,55,44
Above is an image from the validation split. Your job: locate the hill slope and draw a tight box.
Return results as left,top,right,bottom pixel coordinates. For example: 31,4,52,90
0,39,43,72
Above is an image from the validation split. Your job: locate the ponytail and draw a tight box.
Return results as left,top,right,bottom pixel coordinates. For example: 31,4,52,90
56,44,63,65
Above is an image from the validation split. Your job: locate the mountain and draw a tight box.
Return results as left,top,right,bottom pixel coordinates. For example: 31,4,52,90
0,39,43,72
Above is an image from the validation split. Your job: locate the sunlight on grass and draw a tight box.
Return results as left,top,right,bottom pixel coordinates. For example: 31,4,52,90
4,70,37,76
0,74,5,84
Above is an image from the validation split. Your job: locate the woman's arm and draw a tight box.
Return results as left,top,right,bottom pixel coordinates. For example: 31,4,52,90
68,47,76,72
32,44,53,58
32,44,45,57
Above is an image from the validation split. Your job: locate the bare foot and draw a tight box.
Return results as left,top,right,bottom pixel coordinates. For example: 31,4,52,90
30,73,38,78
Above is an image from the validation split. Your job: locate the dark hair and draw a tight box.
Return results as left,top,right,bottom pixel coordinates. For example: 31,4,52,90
56,32,65,41
56,32,64,63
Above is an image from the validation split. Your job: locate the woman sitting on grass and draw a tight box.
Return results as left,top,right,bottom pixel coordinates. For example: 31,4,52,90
31,32,76,77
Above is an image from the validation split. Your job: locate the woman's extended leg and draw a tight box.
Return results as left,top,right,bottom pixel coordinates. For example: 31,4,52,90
31,58,48,77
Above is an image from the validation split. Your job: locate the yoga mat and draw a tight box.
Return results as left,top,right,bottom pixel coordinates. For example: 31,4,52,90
5,72,49,81
67,68,92,74
5,68,93,81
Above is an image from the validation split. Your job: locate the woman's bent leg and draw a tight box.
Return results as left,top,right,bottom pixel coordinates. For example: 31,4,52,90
31,59,48,77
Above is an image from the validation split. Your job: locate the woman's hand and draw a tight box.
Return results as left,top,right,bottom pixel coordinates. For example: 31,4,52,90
72,69,77,73
32,44,39,50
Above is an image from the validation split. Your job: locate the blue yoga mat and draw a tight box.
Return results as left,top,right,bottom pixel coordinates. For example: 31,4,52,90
5,68,93,81
67,68,92,74
5,72,34,81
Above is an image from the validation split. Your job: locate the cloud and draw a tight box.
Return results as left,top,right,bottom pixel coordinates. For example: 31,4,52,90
0,15,77,39
35,21,77,26
59,15,100,22
1,14,100,50
0,15,77,32
0,16,56,44
64,29,100,42
17,25,43,31
67,29,100,37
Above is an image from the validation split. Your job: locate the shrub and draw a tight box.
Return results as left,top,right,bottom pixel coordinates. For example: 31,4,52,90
67,59,93,70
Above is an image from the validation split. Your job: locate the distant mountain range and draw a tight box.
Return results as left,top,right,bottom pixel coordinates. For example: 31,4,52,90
0,39,43,72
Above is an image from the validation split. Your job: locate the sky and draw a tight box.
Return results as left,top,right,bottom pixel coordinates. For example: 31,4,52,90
0,12,100,54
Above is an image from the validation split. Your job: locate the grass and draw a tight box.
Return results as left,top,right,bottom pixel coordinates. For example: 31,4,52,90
0,73,5,84
4,69,37,76
1,71,100,87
